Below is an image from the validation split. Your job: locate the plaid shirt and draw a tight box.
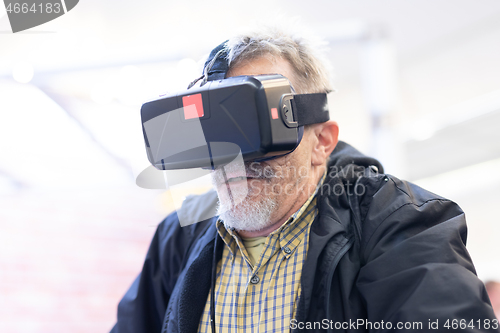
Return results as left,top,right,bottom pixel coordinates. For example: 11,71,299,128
197,184,321,333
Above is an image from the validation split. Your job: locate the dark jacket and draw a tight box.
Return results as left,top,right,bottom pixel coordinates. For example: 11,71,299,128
111,142,498,332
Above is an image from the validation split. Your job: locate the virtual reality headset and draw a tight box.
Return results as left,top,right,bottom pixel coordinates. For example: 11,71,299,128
140,74,330,170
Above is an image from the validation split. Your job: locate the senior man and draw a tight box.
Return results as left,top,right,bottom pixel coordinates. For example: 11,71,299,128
112,27,498,333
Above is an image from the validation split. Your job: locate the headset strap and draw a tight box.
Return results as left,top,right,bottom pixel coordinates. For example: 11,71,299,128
292,93,330,126
204,41,229,82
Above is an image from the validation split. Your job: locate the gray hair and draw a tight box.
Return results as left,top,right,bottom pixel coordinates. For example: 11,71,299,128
224,26,333,94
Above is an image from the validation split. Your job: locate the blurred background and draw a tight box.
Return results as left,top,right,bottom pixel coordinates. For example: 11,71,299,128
1,0,500,331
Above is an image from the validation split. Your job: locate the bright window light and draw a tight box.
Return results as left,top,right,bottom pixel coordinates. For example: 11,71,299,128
0,4,6,20
12,62,34,84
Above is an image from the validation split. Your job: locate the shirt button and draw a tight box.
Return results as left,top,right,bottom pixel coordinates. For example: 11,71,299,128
283,246,292,254
250,275,260,284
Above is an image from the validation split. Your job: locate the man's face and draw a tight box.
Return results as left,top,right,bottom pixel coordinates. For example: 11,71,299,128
210,56,316,232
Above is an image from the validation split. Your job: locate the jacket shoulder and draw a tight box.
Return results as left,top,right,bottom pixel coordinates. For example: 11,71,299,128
111,190,218,333
354,173,496,326
323,157,465,253
357,173,466,258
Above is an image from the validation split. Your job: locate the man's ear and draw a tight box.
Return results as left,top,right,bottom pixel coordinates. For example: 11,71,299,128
310,121,339,166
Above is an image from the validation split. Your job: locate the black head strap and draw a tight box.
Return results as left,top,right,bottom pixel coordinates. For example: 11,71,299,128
188,41,229,89
204,40,229,82
292,93,330,126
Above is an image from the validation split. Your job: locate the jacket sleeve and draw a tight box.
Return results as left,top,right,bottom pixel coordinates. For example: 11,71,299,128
356,175,498,332
110,190,218,333
110,213,185,333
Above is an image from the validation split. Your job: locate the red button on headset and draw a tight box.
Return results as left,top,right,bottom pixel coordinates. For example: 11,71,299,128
182,94,204,119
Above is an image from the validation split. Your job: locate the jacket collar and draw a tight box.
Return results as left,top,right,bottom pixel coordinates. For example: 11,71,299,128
295,141,384,323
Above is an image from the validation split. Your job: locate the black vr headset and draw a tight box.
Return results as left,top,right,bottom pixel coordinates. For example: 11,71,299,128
140,42,331,170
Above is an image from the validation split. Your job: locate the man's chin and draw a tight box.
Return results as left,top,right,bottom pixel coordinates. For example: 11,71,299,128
219,210,270,232
216,194,278,232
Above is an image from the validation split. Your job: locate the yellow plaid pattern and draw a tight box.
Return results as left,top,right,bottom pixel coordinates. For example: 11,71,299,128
197,190,320,332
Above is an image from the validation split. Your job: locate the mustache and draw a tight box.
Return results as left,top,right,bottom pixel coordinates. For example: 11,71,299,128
211,161,277,185
245,161,277,178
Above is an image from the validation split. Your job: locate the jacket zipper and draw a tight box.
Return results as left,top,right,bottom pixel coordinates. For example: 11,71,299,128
325,238,354,332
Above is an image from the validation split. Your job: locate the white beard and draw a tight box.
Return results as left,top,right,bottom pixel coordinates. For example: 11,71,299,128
217,187,278,232
211,160,279,232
